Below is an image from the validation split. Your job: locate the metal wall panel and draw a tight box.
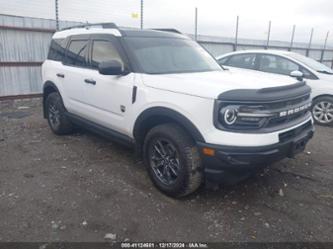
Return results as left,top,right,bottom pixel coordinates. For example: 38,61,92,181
200,43,234,57
0,14,81,97
0,29,52,62
0,66,42,96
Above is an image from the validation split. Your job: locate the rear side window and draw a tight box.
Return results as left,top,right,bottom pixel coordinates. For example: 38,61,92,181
91,40,123,69
259,55,299,75
225,54,256,69
47,39,66,62
64,40,88,67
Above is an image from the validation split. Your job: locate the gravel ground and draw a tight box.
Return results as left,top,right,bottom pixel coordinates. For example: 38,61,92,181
0,98,332,242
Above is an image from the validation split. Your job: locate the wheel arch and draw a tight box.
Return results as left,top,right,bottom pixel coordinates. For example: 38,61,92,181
133,107,205,155
312,94,333,103
43,81,60,118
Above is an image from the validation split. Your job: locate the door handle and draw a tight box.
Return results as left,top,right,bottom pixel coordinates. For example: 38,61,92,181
84,79,96,85
56,73,65,78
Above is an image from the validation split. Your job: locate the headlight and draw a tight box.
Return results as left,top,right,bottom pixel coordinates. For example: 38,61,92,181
220,106,238,125
217,104,273,130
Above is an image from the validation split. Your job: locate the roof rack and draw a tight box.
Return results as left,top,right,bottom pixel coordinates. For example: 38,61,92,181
151,28,183,34
61,22,118,31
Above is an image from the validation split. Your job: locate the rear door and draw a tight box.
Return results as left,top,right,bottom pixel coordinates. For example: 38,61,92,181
61,35,91,116
221,53,258,73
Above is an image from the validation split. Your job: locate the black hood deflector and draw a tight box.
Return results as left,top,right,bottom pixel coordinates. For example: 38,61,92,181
218,82,311,103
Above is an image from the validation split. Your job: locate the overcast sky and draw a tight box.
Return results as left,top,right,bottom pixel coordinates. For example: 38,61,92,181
1,0,332,45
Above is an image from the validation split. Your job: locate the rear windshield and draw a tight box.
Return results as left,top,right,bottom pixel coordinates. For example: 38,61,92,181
124,37,222,74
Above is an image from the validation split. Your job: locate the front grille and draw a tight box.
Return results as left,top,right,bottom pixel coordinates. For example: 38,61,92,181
264,94,311,128
279,120,312,143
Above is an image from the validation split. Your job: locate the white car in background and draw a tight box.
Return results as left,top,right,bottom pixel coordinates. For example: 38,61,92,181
217,50,333,126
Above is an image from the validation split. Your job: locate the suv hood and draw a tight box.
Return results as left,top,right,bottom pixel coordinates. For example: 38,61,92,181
140,70,299,99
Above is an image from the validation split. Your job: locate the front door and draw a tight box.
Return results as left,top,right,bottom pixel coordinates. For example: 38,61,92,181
82,35,134,135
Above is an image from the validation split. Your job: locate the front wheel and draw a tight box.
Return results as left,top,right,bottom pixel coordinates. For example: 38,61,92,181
143,123,203,197
312,96,333,126
45,92,74,135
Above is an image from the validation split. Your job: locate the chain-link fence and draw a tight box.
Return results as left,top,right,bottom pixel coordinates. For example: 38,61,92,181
1,0,333,97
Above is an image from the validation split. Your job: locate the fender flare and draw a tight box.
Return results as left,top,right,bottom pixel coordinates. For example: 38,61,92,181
42,81,60,118
133,106,206,143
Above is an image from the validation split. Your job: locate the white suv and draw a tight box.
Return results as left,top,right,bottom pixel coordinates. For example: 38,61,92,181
42,23,314,197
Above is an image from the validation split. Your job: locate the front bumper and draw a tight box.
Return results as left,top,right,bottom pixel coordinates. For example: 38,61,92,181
197,120,314,184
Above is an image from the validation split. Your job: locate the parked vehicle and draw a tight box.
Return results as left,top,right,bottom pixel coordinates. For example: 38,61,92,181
217,50,333,126
42,23,314,197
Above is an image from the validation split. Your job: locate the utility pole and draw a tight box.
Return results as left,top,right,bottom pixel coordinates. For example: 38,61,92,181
194,7,198,41
55,0,59,30
140,0,144,29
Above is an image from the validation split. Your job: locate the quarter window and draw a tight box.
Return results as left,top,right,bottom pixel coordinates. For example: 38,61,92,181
47,38,66,62
225,54,256,69
65,40,88,67
91,40,123,69
259,55,299,75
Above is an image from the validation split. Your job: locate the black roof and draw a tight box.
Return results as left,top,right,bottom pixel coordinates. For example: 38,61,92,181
119,28,188,39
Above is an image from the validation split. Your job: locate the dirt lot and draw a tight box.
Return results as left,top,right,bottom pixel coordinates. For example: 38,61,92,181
0,98,332,242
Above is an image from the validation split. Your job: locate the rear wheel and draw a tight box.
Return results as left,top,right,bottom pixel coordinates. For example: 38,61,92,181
312,96,333,126
143,123,203,197
46,92,74,135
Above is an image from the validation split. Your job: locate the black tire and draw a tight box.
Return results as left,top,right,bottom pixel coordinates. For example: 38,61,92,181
312,96,333,126
45,92,74,135
143,123,203,197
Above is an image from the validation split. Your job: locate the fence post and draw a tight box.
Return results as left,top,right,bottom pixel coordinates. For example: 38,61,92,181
306,28,314,57
55,0,59,30
321,31,329,63
289,25,296,51
140,0,144,29
234,16,239,51
266,21,271,49
194,7,198,41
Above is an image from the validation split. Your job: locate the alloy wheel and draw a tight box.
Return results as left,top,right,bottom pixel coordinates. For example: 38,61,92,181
48,103,61,129
149,138,181,185
312,101,333,124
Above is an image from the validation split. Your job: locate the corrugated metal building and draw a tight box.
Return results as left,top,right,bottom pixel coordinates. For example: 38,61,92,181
0,14,80,97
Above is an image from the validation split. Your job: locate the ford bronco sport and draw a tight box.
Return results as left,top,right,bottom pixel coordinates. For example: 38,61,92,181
42,23,314,197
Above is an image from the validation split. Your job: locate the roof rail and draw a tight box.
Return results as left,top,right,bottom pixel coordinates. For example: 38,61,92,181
61,22,118,31
151,28,182,34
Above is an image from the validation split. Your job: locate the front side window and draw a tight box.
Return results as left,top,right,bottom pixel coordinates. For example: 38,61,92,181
65,40,88,67
225,54,256,69
91,40,123,69
259,55,299,75
124,37,222,74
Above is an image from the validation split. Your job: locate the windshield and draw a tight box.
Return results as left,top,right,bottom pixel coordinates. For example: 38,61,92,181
124,37,222,74
288,52,333,74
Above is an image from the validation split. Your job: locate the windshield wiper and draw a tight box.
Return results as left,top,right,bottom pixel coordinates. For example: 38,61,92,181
317,70,333,75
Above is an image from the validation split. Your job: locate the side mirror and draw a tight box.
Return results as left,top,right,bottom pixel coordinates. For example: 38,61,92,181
290,70,304,81
98,60,124,75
